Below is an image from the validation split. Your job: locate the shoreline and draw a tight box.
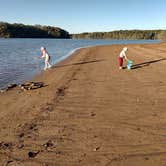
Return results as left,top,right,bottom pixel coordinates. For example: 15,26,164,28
0,46,85,91
0,43,166,165
0,39,160,90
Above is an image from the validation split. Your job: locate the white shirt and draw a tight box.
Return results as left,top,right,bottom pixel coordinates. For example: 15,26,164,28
41,51,50,62
119,50,127,58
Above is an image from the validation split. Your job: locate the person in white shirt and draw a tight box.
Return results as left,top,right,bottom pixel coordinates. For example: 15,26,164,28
40,47,52,70
118,47,129,69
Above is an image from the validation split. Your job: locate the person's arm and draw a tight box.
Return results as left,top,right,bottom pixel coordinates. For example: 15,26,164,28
41,53,45,59
123,52,129,61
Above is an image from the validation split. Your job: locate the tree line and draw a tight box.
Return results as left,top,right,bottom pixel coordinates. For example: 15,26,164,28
0,22,166,40
0,22,70,38
72,30,166,40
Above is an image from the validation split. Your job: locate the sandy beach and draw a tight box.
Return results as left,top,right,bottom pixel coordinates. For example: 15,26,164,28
0,43,166,166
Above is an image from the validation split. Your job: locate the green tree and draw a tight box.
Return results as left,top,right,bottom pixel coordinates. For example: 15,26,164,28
157,30,166,40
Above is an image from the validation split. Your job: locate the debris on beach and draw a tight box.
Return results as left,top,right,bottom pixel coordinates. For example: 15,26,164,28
43,140,56,150
56,87,66,96
28,151,40,158
0,83,17,93
90,112,96,117
7,83,17,89
0,89,6,93
93,146,100,151
19,82,44,90
5,160,13,165
0,82,44,93
0,141,13,150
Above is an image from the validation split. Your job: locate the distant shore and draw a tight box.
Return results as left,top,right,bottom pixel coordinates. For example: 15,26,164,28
0,43,166,165
1,22,166,40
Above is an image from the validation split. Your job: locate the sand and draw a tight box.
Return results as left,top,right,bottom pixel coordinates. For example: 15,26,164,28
0,43,166,166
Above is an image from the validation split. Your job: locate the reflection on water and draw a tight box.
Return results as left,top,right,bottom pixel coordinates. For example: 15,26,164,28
0,39,159,89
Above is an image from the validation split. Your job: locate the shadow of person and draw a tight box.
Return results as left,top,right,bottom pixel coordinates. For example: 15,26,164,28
53,59,106,68
131,58,166,70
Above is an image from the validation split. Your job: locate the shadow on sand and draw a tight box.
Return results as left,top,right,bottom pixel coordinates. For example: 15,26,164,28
131,58,166,69
53,59,105,68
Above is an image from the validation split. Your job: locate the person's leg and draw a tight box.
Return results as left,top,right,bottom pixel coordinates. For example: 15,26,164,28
48,61,52,68
44,61,48,70
118,57,123,69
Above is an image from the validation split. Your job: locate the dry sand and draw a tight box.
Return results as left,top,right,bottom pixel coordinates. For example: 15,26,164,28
0,43,166,166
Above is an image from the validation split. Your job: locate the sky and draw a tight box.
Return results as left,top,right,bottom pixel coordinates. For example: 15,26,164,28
0,0,166,33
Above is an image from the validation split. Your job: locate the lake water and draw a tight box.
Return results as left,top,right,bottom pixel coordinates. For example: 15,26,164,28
0,39,159,89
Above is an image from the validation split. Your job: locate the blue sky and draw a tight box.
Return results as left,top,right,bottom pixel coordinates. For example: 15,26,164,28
0,0,166,33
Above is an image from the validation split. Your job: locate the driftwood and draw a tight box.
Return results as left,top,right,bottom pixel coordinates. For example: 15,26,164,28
0,83,17,93
0,82,44,93
19,82,44,90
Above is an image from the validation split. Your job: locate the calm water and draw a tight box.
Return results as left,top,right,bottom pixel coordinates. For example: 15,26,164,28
0,39,159,89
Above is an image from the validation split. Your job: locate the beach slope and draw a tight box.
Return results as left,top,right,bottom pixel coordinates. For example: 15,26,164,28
0,43,166,166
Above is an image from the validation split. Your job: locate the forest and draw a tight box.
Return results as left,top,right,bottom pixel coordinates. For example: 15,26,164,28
72,30,166,40
0,22,70,38
0,22,166,40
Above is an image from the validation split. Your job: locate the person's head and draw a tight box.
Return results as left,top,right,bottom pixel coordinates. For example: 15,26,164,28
40,46,46,52
123,47,128,52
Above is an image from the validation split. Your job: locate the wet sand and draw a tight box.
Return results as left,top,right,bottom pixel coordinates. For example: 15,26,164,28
0,43,166,166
